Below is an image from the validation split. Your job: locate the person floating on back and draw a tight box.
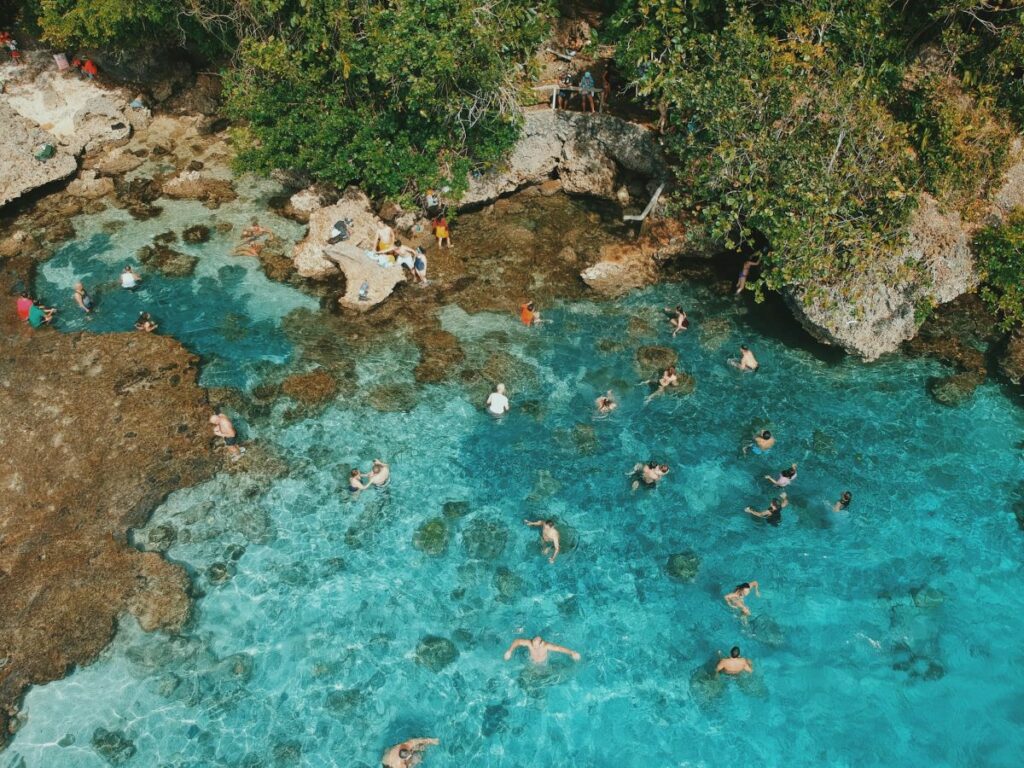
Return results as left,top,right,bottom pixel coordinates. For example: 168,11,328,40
716,646,753,675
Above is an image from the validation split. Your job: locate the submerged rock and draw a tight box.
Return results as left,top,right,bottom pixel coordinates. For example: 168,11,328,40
462,518,509,560
281,370,338,408
665,552,701,582
493,567,524,602
413,517,450,556
161,171,237,207
413,328,465,384
182,224,211,244
325,688,365,717
635,345,678,373
91,728,136,765
137,243,199,277
442,500,471,519
415,635,459,672
927,371,985,407
367,383,418,413
1000,327,1024,386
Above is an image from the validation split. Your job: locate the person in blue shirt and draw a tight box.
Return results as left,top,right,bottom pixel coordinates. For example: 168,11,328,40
579,71,596,112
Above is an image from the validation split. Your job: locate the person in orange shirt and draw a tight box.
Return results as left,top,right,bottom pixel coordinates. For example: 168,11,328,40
432,215,451,249
519,301,540,326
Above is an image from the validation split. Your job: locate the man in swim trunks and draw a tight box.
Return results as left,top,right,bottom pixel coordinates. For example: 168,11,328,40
765,463,797,486
745,492,787,525
381,737,439,768
746,429,775,455
519,301,541,326
630,461,668,491
595,390,617,414
729,344,759,371
486,383,510,416
504,635,580,663
523,518,561,564
716,646,753,675
735,255,761,294
209,406,243,459
724,581,760,617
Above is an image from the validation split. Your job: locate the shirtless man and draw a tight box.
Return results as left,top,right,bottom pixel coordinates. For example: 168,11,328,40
524,519,561,564
729,344,759,372
716,646,753,675
644,365,679,404
381,737,439,768
746,492,787,525
724,581,761,617
833,490,853,512
630,461,669,491
595,390,617,414
503,635,580,663
209,406,242,458
663,305,689,337
368,459,390,487
745,429,775,455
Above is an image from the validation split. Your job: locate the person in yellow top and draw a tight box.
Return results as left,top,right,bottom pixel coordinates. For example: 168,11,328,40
375,223,395,253
432,215,451,249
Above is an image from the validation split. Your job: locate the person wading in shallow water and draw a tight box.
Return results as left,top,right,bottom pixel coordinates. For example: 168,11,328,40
209,406,243,459
504,635,581,663
381,737,439,768
716,646,753,675
523,518,561,564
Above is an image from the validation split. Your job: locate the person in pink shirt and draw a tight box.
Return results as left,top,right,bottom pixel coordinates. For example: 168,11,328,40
16,292,32,321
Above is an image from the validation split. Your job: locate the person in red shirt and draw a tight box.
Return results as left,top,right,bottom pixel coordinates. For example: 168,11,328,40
519,301,540,326
16,292,32,321
82,59,98,79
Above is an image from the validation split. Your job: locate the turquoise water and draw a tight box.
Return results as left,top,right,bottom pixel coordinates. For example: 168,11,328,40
11,202,1024,767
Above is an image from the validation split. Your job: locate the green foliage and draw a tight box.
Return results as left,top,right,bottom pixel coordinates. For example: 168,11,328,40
225,1,551,200
29,0,176,48
975,211,1024,330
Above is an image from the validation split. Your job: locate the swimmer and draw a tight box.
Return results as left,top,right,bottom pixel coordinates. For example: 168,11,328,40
134,311,158,333
745,429,775,455
716,646,753,675
73,282,94,313
729,344,759,372
765,463,797,487
120,264,142,290
209,406,243,459
745,492,787,526
524,518,561,563
643,365,679,404
368,459,390,487
663,305,690,337
486,383,510,416
519,301,542,326
503,635,580,663
724,581,761,617
735,255,761,294
348,468,369,493
630,460,669,491
381,737,439,768
833,490,853,512
595,390,617,414
241,219,270,241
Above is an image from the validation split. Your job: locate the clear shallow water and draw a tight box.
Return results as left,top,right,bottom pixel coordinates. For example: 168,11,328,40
12,208,1024,767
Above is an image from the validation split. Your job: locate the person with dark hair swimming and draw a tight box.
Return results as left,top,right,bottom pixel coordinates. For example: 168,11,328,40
746,429,775,455
381,737,439,768
729,344,759,372
716,646,753,675
663,305,689,337
630,461,669,491
833,490,853,512
746,492,787,525
765,463,797,487
724,581,761,616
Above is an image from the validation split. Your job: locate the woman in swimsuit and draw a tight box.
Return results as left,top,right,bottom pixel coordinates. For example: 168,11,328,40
735,255,761,294
73,282,94,313
663,305,689,337
833,491,853,512
765,463,797,486
348,468,369,494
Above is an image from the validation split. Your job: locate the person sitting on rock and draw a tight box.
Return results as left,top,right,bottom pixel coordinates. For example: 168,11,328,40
595,390,617,414
729,344,759,372
120,264,142,290
381,737,439,768
663,305,689,337
134,311,158,333
716,646,753,675
15,291,32,322
73,282,94,313
82,58,98,79
327,218,352,245
724,581,761,617
630,460,669,491
745,492,787,526
643,365,679,403
393,240,417,270
504,635,580,664
524,518,561,564
209,406,243,460
27,300,55,328
375,223,395,253
412,247,428,284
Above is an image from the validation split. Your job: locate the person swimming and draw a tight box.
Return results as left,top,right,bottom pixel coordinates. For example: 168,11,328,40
519,301,541,326
348,468,369,493
643,365,679,404
368,459,390,487
746,430,775,455
716,646,753,675
134,311,158,333
381,737,439,768
503,635,580,663
833,490,853,512
73,282,94,313
630,461,669,491
663,305,690,337
724,581,761,617
486,383,510,416
765,463,797,486
729,344,759,372
745,492,787,525
524,518,561,564
595,390,617,414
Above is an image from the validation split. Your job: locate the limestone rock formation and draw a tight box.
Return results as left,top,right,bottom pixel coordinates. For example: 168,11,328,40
0,101,78,207
0,322,217,744
161,170,237,206
67,169,115,199
460,111,667,206
783,194,978,361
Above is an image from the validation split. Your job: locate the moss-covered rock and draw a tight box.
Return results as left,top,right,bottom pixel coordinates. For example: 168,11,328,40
666,551,700,582
635,345,677,373
415,635,459,672
92,728,136,765
413,517,449,556
367,383,418,413
182,224,211,244
442,500,471,519
493,567,524,602
137,243,198,278
462,517,509,560
281,370,338,407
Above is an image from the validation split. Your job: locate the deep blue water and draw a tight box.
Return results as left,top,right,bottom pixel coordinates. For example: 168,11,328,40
11,197,1024,768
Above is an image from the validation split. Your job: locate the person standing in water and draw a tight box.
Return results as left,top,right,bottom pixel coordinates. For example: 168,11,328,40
348,468,370,494
716,646,753,675
209,406,243,459
724,581,761,617
630,461,669,491
120,264,142,290
745,429,775,455
486,383,510,416
381,737,439,768
595,390,617,414
729,344,759,372
523,519,561,564
73,282,94,313
504,635,581,663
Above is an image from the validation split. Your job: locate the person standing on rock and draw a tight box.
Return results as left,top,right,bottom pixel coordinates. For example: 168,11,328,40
523,519,561,564
73,282,94,313
486,383,510,416
209,406,243,459
413,247,428,284
432,215,451,249
381,737,439,768
504,635,580,663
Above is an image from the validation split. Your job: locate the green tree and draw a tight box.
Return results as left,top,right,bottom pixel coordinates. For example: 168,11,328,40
975,211,1024,330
